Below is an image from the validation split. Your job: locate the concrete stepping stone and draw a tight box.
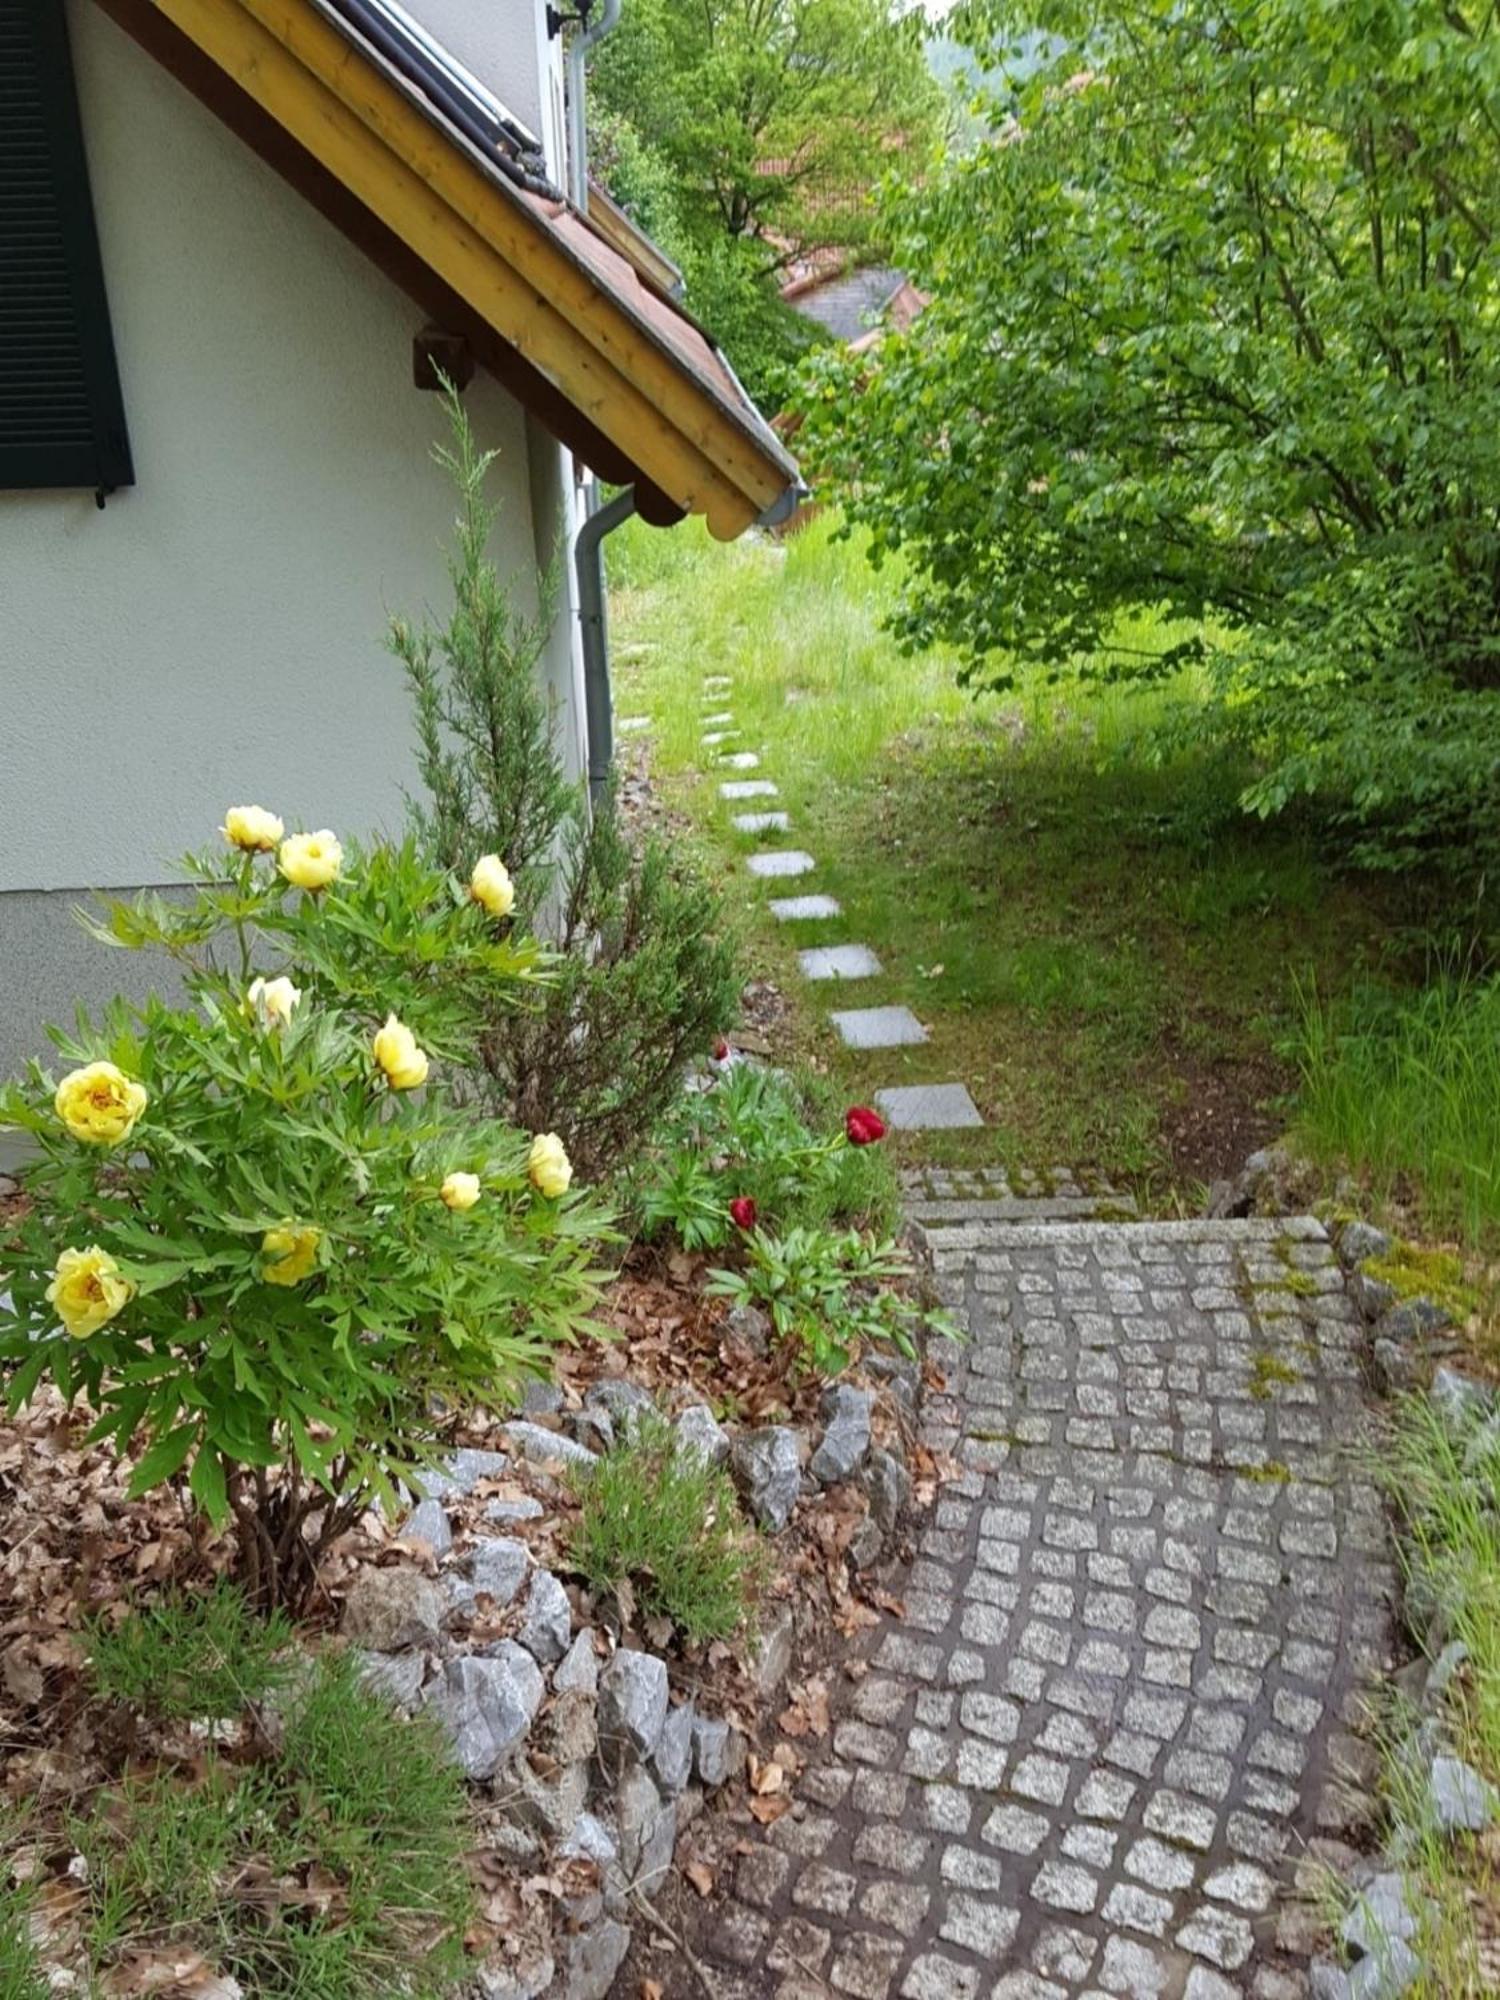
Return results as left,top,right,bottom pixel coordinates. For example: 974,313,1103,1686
702,711,734,726
701,730,738,746
617,715,651,734
720,780,778,800
829,1005,929,1050
874,1081,983,1129
747,850,815,879
770,894,841,920
733,811,789,833
720,751,761,770
703,676,732,691
799,943,883,980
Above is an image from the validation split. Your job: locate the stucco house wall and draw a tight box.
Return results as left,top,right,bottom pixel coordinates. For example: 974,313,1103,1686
0,0,586,1085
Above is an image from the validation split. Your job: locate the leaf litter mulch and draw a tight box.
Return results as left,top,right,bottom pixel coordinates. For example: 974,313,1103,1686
0,1240,951,1999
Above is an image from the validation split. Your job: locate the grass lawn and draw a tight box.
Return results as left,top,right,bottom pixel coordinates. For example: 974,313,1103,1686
611,511,1420,1203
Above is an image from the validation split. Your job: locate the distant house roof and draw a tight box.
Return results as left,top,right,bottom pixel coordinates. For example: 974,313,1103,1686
92,0,801,538
785,264,908,343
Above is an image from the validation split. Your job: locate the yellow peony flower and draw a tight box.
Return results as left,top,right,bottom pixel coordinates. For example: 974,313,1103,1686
261,1223,322,1287
46,1245,134,1340
440,1171,482,1211
247,974,302,1029
469,854,515,919
54,1061,148,1147
278,830,343,891
527,1131,572,1199
372,1014,430,1091
222,805,285,853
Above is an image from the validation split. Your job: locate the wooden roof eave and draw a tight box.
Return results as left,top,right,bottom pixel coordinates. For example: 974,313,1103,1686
111,0,798,538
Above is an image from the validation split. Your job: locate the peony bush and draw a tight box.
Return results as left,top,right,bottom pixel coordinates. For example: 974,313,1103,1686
0,819,610,1610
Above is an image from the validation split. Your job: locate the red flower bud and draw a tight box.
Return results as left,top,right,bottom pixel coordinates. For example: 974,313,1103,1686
713,1037,731,1062
844,1105,887,1147
729,1195,758,1231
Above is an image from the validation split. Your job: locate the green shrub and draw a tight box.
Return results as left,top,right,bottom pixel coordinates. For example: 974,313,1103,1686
0,830,608,1612
67,1647,472,1998
87,1582,295,1721
707,1225,947,1375
1289,964,1500,1249
569,1413,763,1642
394,393,741,1185
636,1063,897,1250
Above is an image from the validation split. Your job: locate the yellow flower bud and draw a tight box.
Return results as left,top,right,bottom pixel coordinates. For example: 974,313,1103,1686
440,1171,482,1211
278,830,343,891
54,1062,148,1147
469,854,516,919
222,805,284,853
261,1223,322,1287
46,1245,135,1340
247,974,302,1029
372,1014,430,1091
526,1131,572,1199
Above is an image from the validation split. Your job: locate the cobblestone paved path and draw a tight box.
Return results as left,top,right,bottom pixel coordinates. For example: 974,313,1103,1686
701,1180,1397,2000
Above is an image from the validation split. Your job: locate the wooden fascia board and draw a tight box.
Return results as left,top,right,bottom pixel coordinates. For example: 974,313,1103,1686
142,0,785,537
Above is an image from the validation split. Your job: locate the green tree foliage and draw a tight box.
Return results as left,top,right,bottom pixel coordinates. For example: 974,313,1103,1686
797,0,1500,866
588,0,941,403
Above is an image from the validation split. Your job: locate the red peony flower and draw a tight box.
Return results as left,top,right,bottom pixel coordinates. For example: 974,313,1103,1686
729,1195,758,1231
844,1105,887,1147
713,1037,731,1062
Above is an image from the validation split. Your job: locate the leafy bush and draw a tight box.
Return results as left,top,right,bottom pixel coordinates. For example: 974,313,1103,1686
568,1412,763,1641
797,0,1500,868
395,395,741,1184
1289,962,1500,1249
0,828,608,1611
68,1643,472,1997
636,1063,897,1250
88,1582,295,1721
707,1225,946,1374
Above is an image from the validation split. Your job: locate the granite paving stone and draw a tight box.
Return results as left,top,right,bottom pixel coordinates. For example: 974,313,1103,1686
770,893,842,921
830,1005,930,1050
698,1206,1393,1999
799,944,883,980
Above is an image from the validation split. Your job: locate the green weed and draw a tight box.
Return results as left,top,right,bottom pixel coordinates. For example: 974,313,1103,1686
1363,1243,1479,1322
0,1850,45,2000
87,1581,295,1721
1248,1351,1301,1400
1290,967,1500,1251
569,1413,765,1642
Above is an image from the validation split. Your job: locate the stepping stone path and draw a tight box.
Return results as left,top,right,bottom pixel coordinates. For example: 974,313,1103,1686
692,672,985,1129
697,1172,1397,2000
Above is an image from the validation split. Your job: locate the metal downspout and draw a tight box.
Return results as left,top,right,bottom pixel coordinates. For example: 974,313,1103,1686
565,0,621,210
576,486,637,803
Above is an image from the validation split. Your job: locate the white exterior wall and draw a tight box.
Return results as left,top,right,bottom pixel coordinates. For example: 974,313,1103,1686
0,0,589,1081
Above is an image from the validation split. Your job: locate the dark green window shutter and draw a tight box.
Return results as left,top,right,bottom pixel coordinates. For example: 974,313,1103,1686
0,0,133,491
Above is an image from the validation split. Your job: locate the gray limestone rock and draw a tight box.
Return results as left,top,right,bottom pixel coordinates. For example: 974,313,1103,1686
752,1608,795,1697
486,1639,546,1722
468,1536,530,1608
1373,1337,1424,1396
472,1955,555,2000
1349,1938,1422,2000
443,1447,512,1492
653,1698,695,1794
865,1351,920,1416
585,1380,655,1429
848,1513,885,1570
599,1647,669,1760
560,1812,626,1919
1373,1297,1451,1344
1310,1962,1353,2000
861,1445,912,1537
1338,1221,1392,1270
1429,1366,1490,1433
569,1406,614,1454
616,1764,676,1888
1428,1754,1496,1832
424,1653,536,1778
1425,1639,1469,1704
731,1425,802,1531
341,1566,445,1652
543,1687,598,1769
484,1495,545,1524
1464,1414,1500,1476
1350,1270,1399,1322
517,1569,572,1665
401,1497,452,1555
724,1302,771,1354
1340,1873,1419,1958
501,1420,598,1469
810,1383,873,1485
352,1647,426,1710
552,1630,601,1698
558,1918,631,2000
691,1713,738,1788
510,1754,589,1840
674,1402,730,1469
519,1379,565,1416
